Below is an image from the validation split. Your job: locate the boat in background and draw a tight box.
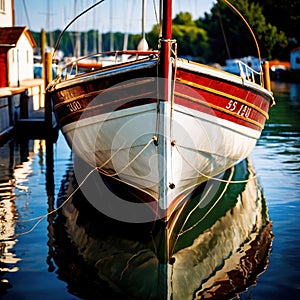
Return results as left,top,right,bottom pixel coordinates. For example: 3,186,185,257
222,56,262,75
269,60,292,81
46,0,274,221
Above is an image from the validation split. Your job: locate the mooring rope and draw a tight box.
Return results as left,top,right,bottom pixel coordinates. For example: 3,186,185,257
96,136,156,177
223,0,261,62
173,141,257,184
3,134,255,241
9,167,97,240
3,136,156,240
175,165,235,239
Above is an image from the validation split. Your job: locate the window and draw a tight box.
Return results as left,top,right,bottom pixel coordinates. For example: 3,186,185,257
0,0,5,13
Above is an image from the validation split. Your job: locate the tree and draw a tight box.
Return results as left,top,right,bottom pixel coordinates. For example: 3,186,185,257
199,0,287,63
173,12,194,26
172,12,208,59
147,12,208,61
253,0,300,58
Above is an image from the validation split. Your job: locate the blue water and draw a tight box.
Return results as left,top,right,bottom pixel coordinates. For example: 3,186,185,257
248,81,300,299
0,81,299,299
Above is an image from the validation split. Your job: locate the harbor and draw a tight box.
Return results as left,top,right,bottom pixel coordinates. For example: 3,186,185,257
1,0,300,299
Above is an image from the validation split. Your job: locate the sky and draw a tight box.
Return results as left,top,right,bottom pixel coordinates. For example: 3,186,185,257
14,0,215,34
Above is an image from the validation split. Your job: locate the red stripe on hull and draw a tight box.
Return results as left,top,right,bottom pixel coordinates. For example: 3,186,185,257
177,68,270,111
50,59,159,128
55,93,157,127
174,90,263,131
53,85,158,128
175,68,271,131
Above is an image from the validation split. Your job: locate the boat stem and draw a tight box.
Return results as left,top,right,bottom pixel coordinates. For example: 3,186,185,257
157,0,173,218
158,0,174,212
156,4,174,298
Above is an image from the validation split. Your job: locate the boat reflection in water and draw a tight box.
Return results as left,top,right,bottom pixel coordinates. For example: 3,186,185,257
51,158,273,300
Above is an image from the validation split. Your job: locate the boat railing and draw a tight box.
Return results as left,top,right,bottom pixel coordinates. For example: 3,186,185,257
57,50,159,79
237,60,263,85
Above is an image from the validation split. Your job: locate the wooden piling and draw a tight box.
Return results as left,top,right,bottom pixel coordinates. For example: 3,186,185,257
44,51,53,128
41,29,46,80
263,61,271,92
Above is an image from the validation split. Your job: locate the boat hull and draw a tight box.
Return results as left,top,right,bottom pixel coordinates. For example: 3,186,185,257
47,57,273,219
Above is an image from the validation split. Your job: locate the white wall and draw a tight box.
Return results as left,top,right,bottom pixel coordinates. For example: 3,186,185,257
7,34,34,86
0,0,13,27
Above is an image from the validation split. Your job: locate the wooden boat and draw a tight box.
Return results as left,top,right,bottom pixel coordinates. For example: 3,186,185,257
46,0,274,221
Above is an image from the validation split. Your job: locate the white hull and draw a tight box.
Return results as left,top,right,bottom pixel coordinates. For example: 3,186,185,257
62,101,259,213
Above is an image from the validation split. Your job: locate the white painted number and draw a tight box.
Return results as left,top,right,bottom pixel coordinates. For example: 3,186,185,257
67,101,82,112
225,100,237,111
226,100,251,118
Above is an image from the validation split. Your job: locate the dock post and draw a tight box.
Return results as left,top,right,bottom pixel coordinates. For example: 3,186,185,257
263,61,271,91
44,47,56,232
19,90,29,119
8,95,14,126
41,29,46,79
44,51,53,128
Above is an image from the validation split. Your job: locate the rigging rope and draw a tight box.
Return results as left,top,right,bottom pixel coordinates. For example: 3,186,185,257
152,0,161,35
223,0,261,62
0,167,97,242
53,0,105,58
96,136,156,177
5,136,156,240
173,142,257,184
175,165,235,238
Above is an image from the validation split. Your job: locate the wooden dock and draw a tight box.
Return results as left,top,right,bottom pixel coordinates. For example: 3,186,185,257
0,78,58,144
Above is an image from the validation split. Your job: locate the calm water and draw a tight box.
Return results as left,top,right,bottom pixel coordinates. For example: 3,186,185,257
0,81,299,299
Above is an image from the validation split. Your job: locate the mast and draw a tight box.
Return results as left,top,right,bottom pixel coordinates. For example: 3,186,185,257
160,0,173,82
73,0,81,57
110,0,114,52
137,0,149,50
142,0,146,41
123,0,133,51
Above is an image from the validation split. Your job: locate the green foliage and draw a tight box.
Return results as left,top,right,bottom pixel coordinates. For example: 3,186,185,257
253,0,300,58
172,23,208,59
146,24,160,50
230,0,287,59
173,12,194,26
172,12,208,59
32,29,143,57
200,0,288,62
147,12,208,61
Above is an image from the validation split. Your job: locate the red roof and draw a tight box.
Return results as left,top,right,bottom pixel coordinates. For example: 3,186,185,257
269,60,290,68
0,26,36,48
291,46,300,53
